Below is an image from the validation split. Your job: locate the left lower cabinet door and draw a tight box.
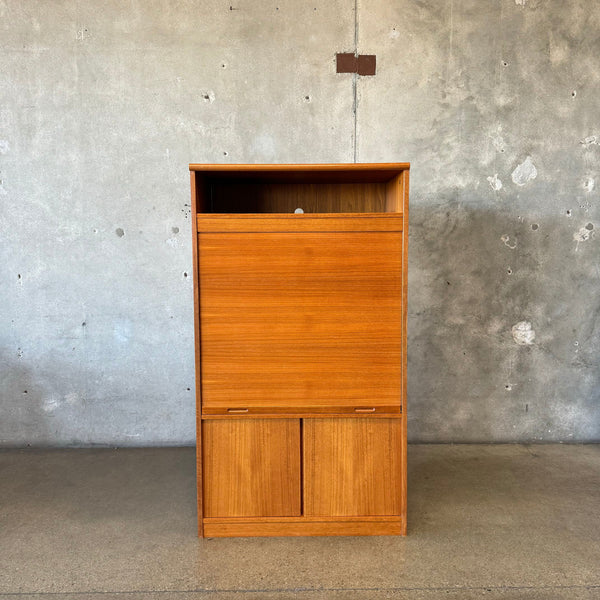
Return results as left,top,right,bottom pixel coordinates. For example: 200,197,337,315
202,419,302,518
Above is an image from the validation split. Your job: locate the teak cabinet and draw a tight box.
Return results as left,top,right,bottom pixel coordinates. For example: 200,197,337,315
190,163,409,537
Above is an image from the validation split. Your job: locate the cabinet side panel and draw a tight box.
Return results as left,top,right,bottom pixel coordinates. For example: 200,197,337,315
191,171,203,537
384,173,403,213
303,418,403,517
401,169,409,534
203,419,301,518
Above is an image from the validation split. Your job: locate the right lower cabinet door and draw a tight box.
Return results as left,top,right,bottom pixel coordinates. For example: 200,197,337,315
303,418,403,517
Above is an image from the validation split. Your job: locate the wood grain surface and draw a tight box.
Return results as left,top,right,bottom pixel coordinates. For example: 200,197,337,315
202,518,403,537
202,419,301,518
199,231,402,411
189,162,411,182
208,182,388,213
303,418,403,517
191,163,409,537
190,171,204,536
197,213,403,232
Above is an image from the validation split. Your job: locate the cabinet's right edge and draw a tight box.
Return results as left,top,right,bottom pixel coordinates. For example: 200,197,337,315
400,167,409,535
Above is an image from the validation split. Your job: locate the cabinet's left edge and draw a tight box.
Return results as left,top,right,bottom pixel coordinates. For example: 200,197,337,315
190,169,204,538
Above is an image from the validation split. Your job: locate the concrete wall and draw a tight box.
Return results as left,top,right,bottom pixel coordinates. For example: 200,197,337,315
1,0,598,446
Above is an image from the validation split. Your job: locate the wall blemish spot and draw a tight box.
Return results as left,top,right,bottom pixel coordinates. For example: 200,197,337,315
202,91,215,103
566,209,572,217
511,156,537,186
580,135,598,146
583,178,595,192
585,222,594,230
115,228,125,237
573,226,592,250
531,223,539,230
171,226,179,234
487,174,503,191
512,321,535,345
571,90,577,98
501,234,517,249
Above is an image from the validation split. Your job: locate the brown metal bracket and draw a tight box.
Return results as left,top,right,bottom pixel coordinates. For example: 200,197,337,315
336,53,376,76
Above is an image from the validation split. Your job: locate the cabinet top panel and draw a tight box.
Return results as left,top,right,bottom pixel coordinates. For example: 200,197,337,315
188,163,409,184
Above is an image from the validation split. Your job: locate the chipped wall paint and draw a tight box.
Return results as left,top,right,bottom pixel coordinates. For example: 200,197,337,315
501,234,517,249
487,174,503,191
573,223,594,250
512,322,536,346
583,178,595,192
511,157,538,186
1,0,599,445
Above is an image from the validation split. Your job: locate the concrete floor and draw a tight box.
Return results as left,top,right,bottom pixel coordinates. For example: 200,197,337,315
0,445,599,600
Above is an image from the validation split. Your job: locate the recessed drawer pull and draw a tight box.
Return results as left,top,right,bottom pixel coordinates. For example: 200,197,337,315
227,408,249,413
354,407,376,413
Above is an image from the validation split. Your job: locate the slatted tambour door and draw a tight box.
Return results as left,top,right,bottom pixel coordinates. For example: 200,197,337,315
198,228,402,412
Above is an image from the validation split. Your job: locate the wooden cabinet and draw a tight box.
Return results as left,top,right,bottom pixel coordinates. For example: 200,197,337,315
190,163,409,537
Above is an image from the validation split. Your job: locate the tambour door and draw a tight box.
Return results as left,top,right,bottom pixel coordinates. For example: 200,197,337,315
198,228,402,413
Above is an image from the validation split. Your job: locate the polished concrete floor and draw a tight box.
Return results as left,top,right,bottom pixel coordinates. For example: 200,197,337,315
0,444,599,600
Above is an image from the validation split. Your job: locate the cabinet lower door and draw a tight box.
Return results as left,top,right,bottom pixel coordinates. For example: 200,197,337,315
303,418,403,517
202,419,301,518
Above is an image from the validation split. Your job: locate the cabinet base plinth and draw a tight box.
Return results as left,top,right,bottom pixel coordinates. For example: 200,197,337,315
202,517,404,537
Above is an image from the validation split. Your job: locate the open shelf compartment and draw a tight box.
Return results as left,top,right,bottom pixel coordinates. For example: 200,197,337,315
189,163,409,214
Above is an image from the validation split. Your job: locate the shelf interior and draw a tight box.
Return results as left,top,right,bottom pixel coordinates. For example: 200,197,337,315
194,172,405,214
